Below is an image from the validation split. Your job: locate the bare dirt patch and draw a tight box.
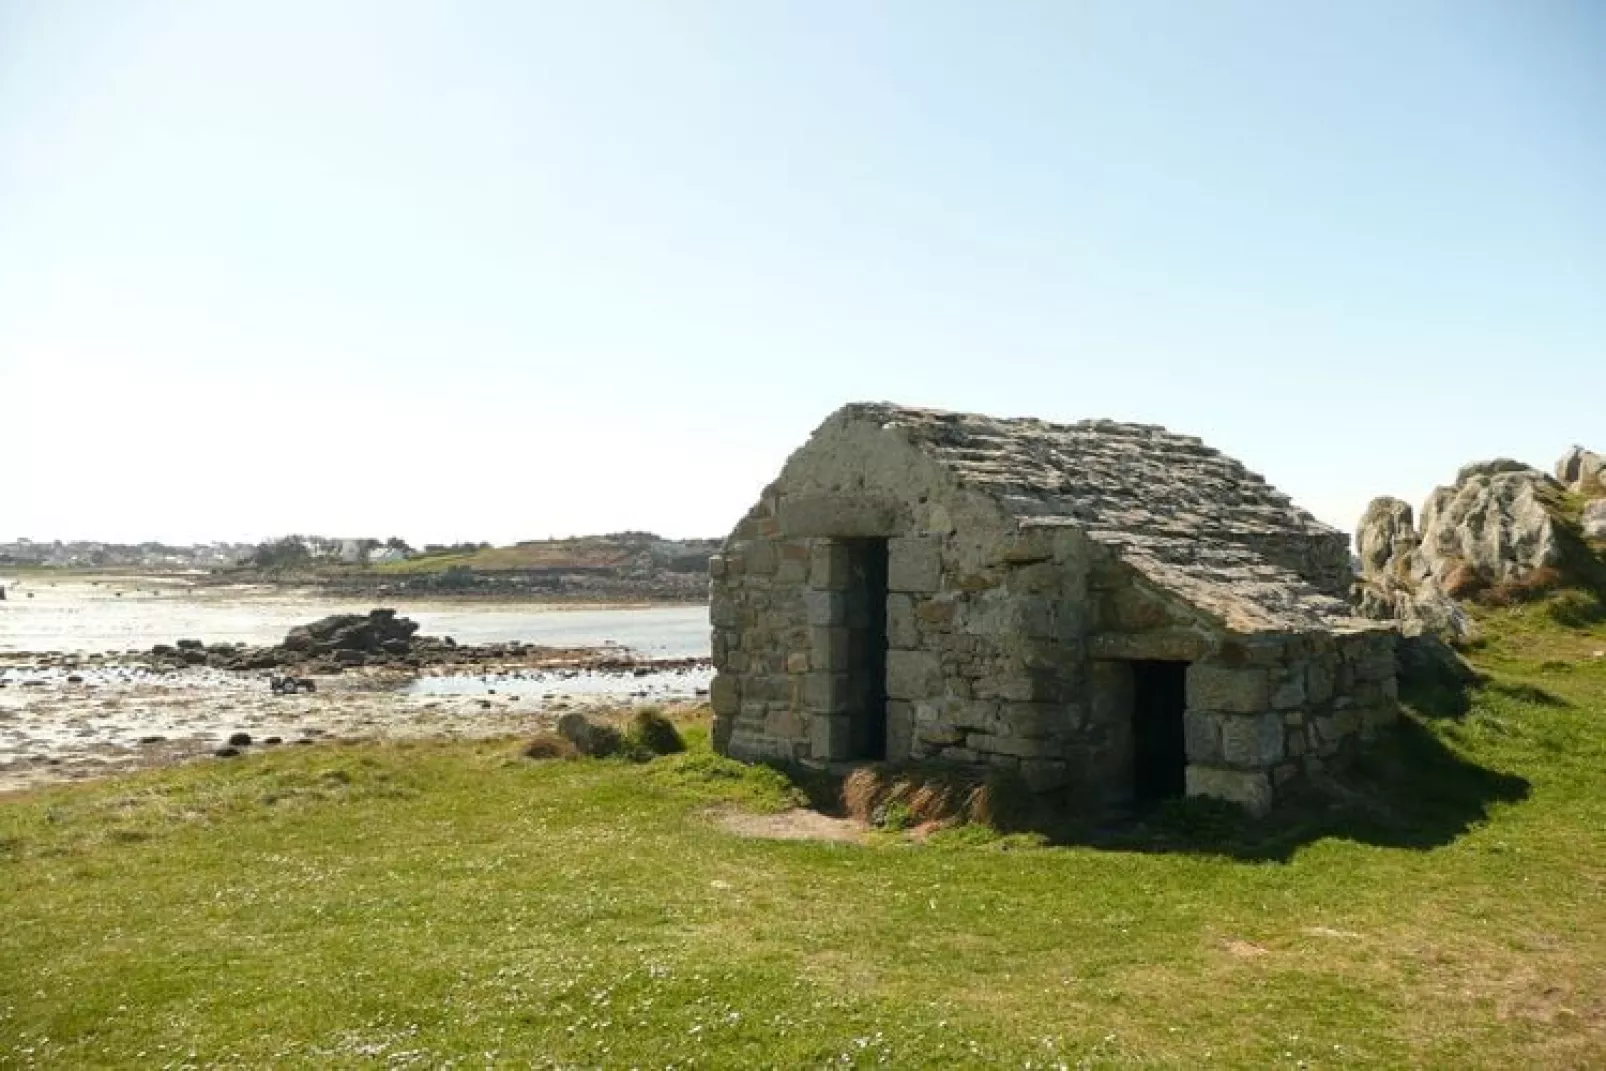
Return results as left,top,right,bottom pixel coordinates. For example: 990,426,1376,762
713,807,867,844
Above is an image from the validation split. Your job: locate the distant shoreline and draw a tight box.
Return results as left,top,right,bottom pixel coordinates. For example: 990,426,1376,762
1,567,707,608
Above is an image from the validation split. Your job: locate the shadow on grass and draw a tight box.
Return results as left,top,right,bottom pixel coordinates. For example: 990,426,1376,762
753,710,1530,865
1484,680,1572,708
1088,715,1530,862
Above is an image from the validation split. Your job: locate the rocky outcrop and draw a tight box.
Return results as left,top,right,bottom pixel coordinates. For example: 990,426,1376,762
1353,497,1477,642
1584,500,1606,541
1556,446,1605,497
1353,459,1565,643
1417,460,1564,593
139,606,709,674
283,609,420,657
1356,447,1606,641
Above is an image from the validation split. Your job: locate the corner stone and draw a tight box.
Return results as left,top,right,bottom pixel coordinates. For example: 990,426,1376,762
710,674,740,717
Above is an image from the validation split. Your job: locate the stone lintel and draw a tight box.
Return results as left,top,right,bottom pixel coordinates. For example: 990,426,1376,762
779,495,900,538
1089,630,1214,662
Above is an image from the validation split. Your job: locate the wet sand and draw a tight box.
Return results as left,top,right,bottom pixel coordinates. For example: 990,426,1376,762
0,659,712,794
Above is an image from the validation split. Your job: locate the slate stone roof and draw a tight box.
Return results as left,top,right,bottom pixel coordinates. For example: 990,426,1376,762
842,403,1369,633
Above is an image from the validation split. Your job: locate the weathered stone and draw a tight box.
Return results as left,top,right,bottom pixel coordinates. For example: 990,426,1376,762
1021,759,1070,792
803,672,852,713
710,674,739,717
764,709,806,738
885,701,914,759
997,701,1079,738
887,536,942,592
1556,445,1606,496
810,714,853,761
914,597,958,628
1186,766,1273,816
967,733,1062,759
809,626,852,670
917,724,964,748
809,541,854,590
1216,637,1289,668
1270,673,1305,710
1183,709,1223,764
1186,665,1270,714
1583,500,1606,540
803,590,845,626
1353,641,1396,683
780,495,899,538
710,594,739,629
744,540,778,576
886,649,943,700
1219,712,1285,767
1306,660,1334,705
1102,585,1175,631
786,651,810,673
1356,497,1417,579
1089,630,1214,662
1006,560,1061,594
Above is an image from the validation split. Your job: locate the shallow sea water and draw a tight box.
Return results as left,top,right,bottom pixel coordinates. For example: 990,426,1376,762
0,576,710,658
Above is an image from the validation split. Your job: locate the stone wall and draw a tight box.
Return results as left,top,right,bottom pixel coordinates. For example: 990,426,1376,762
1180,629,1398,814
710,492,1105,794
708,494,813,761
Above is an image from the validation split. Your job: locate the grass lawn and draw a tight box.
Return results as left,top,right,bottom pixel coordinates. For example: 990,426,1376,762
2,609,1604,1067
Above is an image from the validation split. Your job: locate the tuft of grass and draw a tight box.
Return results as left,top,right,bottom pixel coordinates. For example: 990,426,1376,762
626,706,687,756
1545,588,1606,628
520,731,579,761
643,749,806,813
1477,565,1566,607
841,763,1038,832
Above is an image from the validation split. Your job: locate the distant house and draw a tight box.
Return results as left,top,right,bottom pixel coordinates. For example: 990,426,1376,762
707,403,1397,815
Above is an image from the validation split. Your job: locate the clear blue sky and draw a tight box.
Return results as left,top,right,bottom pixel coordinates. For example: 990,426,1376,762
1,1,1601,546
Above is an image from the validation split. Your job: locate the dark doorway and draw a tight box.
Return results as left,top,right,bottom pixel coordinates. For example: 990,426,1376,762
841,538,889,760
1131,660,1188,803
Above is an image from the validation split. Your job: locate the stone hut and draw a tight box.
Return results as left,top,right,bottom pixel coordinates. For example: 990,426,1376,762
708,403,1398,816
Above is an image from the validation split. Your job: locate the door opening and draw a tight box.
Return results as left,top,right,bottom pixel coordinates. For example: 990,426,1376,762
1131,660,1187,803
842,538,889,760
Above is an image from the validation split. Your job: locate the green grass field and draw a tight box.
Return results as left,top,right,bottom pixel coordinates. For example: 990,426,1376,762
3,606,1604,1067
374,539,636,576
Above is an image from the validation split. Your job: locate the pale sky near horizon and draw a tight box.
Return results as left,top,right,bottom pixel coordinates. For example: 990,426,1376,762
1,1,1601,547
